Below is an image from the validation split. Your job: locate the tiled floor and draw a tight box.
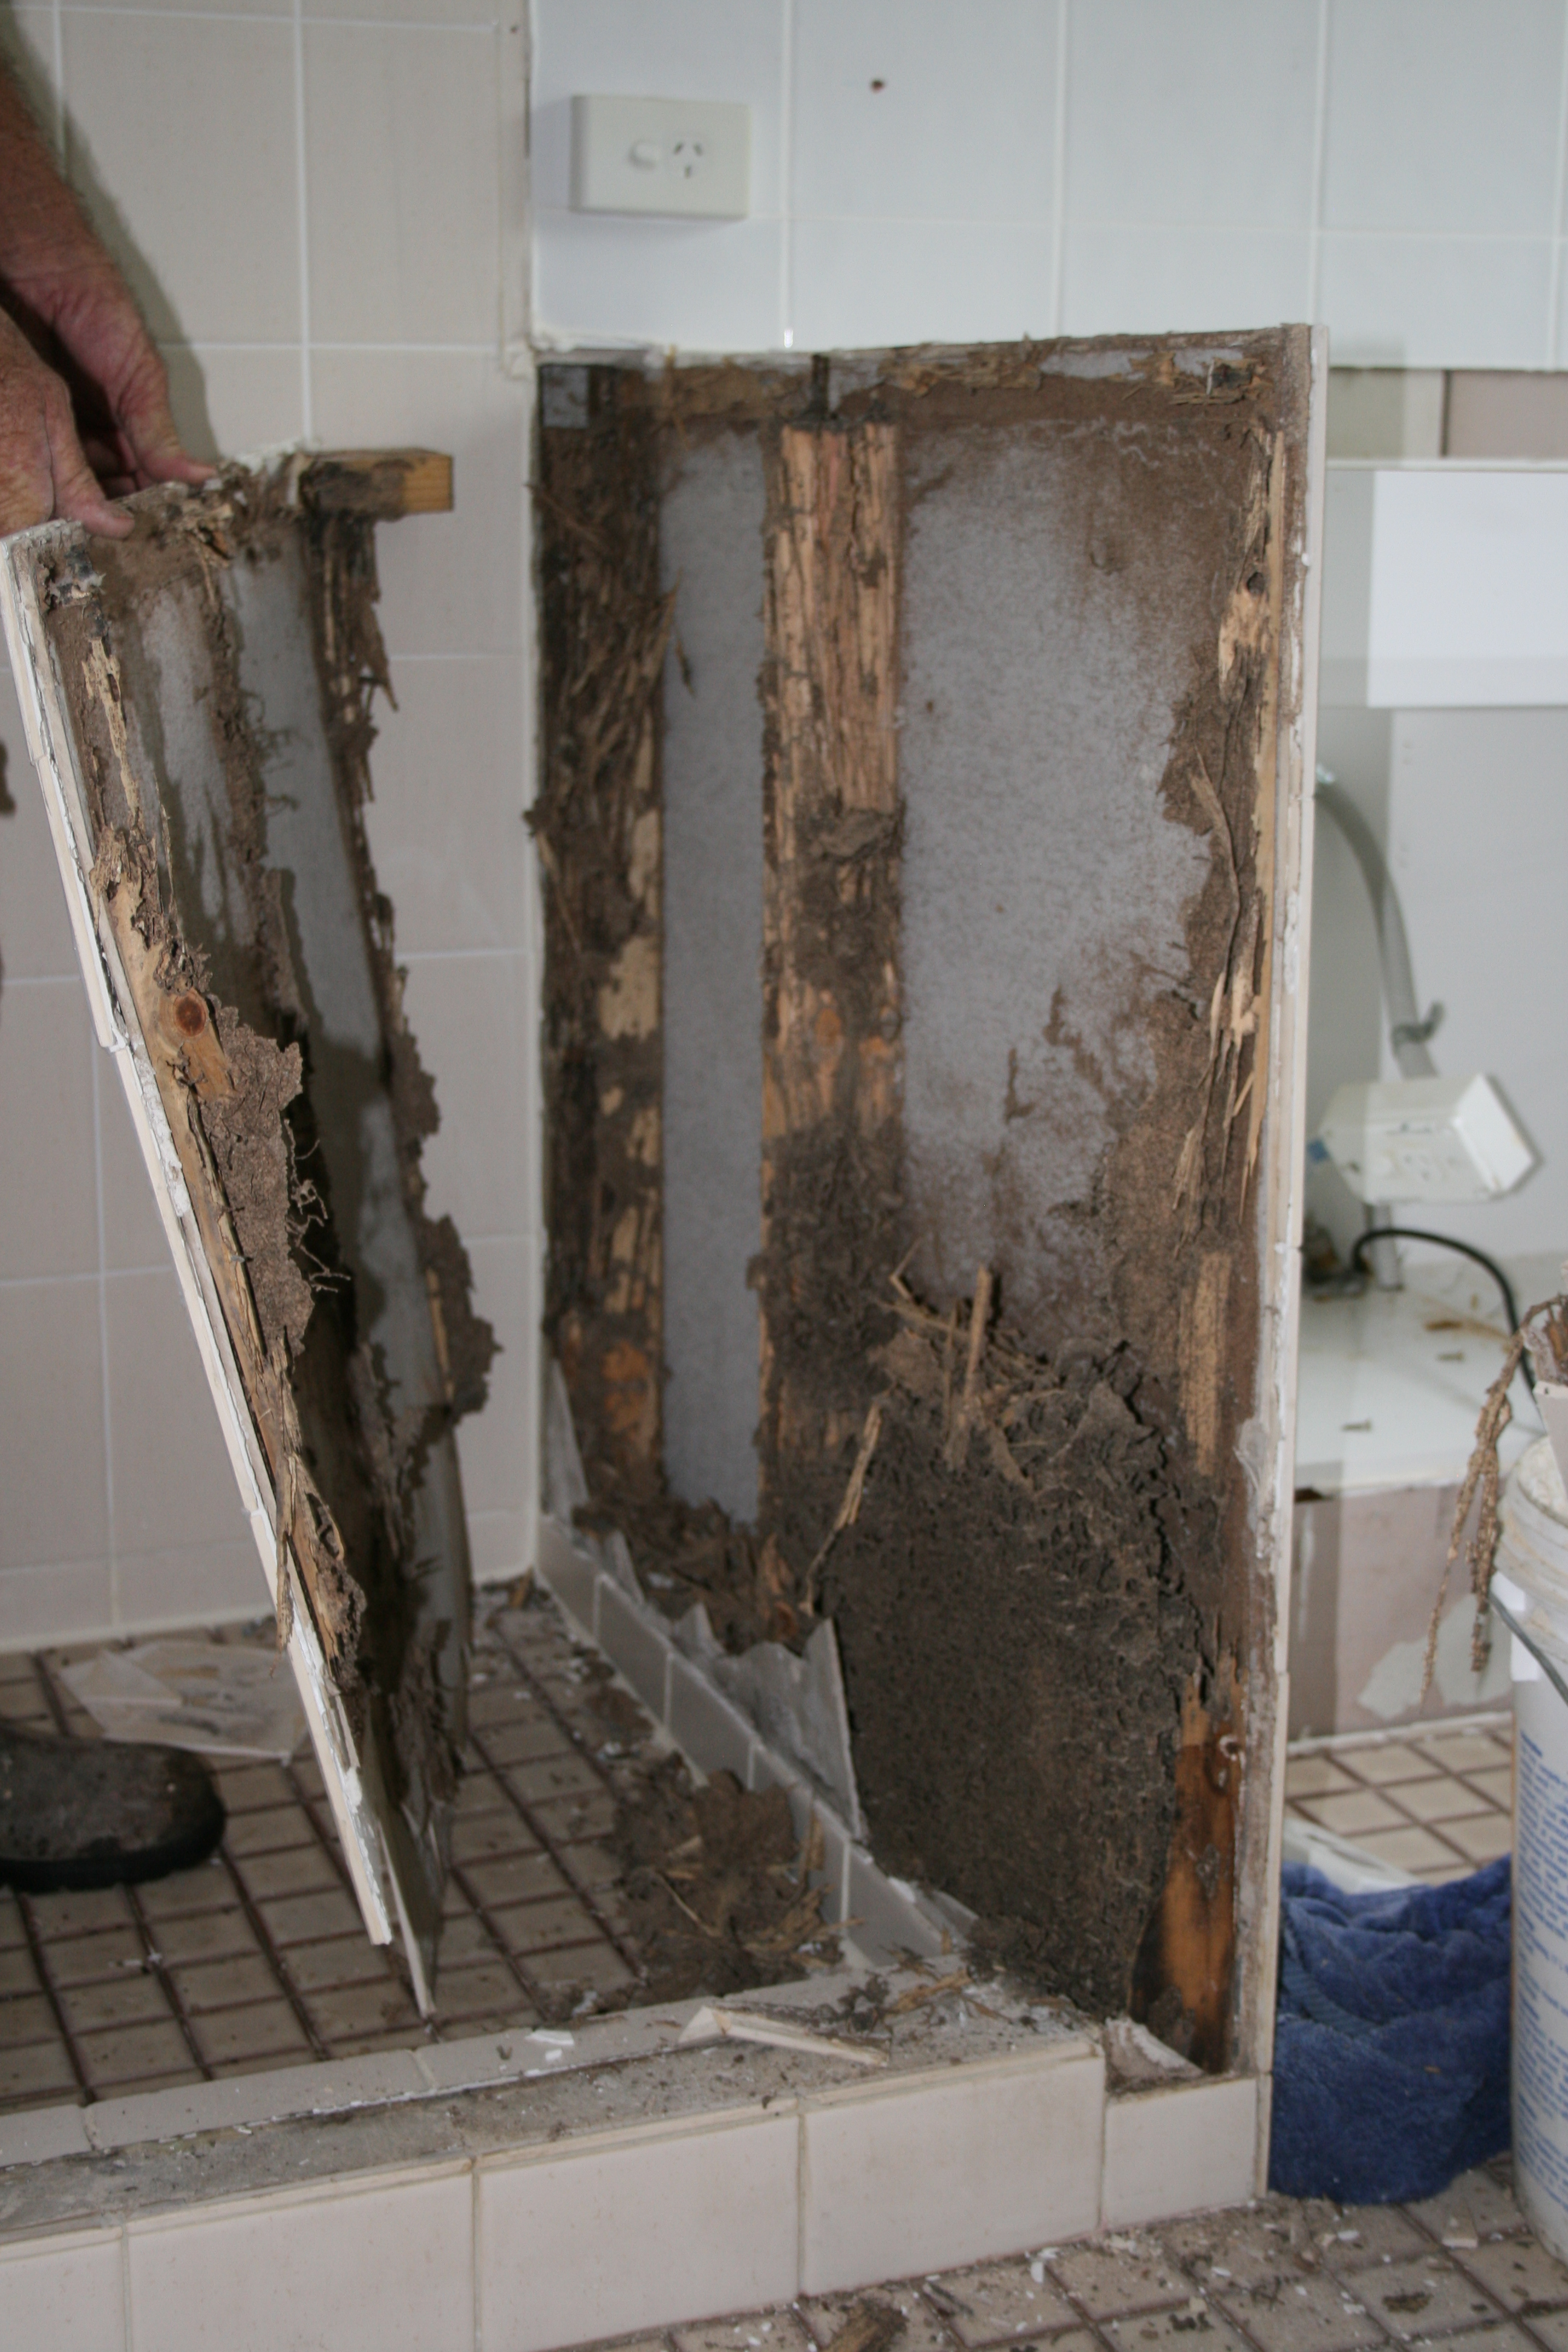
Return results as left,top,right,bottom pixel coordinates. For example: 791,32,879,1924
1284,1718,1514,1884
565,2158,1564,2352
0,1590,644,2114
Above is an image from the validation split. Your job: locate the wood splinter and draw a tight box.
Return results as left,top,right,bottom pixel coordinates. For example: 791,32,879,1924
805,1394,886,1609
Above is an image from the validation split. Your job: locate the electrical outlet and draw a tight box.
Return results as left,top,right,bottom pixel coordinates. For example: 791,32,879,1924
571,95,750,220
1310,1073,1535,1205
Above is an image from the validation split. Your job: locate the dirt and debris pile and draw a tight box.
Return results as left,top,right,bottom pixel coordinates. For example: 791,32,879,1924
822,1270,1214,2021
609,1759,839,2004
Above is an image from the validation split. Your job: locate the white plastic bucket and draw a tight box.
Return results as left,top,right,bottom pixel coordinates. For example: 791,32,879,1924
1497,1437,1568,2262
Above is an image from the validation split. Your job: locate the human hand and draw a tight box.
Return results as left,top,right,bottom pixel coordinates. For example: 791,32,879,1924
31,255,212,501
0,299,131,537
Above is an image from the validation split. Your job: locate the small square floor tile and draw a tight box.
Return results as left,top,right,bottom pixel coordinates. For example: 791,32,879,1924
135,1863,232,1921
0,1895,25,1947
1350,1826,1462,1873
0,2037,76,2105
77,2017,192,2087
233,1844,339,1900
1420,1731,1510,1772
1442,1814,1512,1864
1466,1766,1514,1806
558,1840,621,1892
191,1998,313,2066
529,1789,619,1841
169,1953,280,2013
452,1811,543,1866
1285,1757,1357,1798
0,1992,59,2047
27,1885,136,1938
1212,2270,1382,2352
492,1893,603,1954
283,1935,397,1993
1408,2167,1525,2249
524,1938,636,1993
1296,1791,1404,1837
59,1972,173,2032
435,1960,532,2020
0,1950,37,1996
478,1719,580,1768
510,1752,603,1804
151,1906,259,1966
1386,1776,1493,1824
212,1764,293,1813
1160,2209,1307,2292
42,1926,143,1984
223,1805,317,1858
1457,2236,1568,2313
1048,2239,1191,2318
1352,2255,1497,2339
1336,1743,1440,1788
305,1981,423,2042
929,2258,1078,2344
463,1853,572,1910
260,1889,361,1944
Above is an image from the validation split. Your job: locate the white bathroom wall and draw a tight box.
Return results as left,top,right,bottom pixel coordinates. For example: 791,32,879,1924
531,0,1568,370
0,0,538,1645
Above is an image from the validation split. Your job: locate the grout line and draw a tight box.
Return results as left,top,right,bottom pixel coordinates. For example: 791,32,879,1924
446,1855,556,2020
291,0,313,441
13,1890,93,2106
1048,0,1070,336
1549,0,1568,364
123,1881,214,2082
1306,0,1331,321
778,0,794,350
88,1053,119,1631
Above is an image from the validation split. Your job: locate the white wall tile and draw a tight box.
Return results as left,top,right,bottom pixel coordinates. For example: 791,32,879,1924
63,14,301,344
1322,0,1565,236
454,1234,537,1519
309,351,526,658
0,9,59,139
1318,232,1553,367
790,217,1053,351
400,952,531,1240
477,2108,799,2352
799,2047,1105,2295
1067,0,1318,230
362,657,529,957
0,1278,109,1569
0,2225,125,2352
116,1540,263,1634
126,2164,473,2352
304,24,501,347
531,0,786,216
1060,225,1310,338
535,211,783,353
1100,2077,1258,2229
0,650,77,986
791,0,1058,227
466,1507,531,1583
0,979,97,1279
160,347,307,467
0,1556,116,1649
103,1270,249,1558
96,1060,170,1276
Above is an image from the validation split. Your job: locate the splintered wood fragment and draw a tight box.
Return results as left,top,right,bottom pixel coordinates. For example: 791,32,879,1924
823,2303,907,2352
885,1967,969,2016
805,1394,886,1608
944,1267,993,1471
302,449,454,518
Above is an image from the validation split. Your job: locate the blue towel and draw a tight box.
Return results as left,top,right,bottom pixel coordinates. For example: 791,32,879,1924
1269,1857,1511,2204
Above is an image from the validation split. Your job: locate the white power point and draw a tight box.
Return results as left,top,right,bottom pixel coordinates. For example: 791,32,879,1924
571,95,750,220
1310,1073,1535,1205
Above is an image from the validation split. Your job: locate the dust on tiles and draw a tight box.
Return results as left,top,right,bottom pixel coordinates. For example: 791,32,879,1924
557,2175,1561,2352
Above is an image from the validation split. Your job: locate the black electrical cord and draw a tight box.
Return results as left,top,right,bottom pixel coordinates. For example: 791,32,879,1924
1347,1226,1537,1394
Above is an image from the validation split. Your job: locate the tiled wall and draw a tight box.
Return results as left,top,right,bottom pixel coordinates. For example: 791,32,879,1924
532,0,1568,370
0,0,537,1645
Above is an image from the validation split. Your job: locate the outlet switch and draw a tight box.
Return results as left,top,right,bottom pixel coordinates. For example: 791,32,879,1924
571,95,751,220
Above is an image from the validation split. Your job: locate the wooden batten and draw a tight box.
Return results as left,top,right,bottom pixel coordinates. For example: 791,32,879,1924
756,419,902,1626
302,448,454,518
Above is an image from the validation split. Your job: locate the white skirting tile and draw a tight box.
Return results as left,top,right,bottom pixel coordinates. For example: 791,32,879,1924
1100,2075,1259,2231
0,2224,125,2352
